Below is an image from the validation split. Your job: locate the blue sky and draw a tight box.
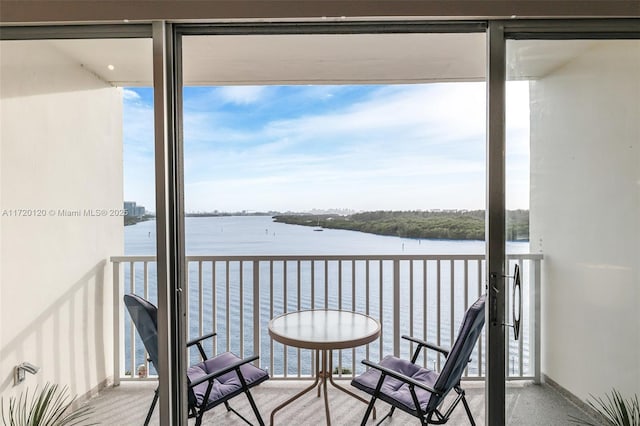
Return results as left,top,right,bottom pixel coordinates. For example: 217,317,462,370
123,82,529,213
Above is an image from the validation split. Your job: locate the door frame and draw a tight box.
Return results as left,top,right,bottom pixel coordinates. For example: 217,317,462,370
485,18,640,426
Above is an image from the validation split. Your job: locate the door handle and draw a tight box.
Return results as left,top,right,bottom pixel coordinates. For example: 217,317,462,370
503,264,522,340
490,265,522,340
511,264,522,341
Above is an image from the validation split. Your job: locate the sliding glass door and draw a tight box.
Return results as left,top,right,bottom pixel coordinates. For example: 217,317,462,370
0,27,155,424
502,32,640,424
176,22,490,425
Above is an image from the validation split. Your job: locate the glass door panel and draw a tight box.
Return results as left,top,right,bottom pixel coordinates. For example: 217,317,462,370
0,36,155,424
180,29,488,425
505,38,640,424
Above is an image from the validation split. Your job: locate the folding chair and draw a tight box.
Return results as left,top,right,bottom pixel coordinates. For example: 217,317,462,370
351,295,485,425
124,293,269,426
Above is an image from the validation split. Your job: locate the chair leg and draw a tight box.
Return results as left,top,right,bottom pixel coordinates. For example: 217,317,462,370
144,388,159,426
461,393,476,426
388,406,396,418
244,389,265,426
224,391,265,426
225,401,232,412
361,396,377,426
362,371,389,426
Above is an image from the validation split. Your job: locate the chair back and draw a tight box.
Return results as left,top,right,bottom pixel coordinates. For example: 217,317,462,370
124,293,160,369
427,294,485,411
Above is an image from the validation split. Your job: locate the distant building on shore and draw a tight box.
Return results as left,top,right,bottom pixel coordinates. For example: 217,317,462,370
124,201,145,218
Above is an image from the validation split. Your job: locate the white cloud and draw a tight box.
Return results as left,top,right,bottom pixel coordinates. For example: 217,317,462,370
121,82,531,212
262,84,487,151
217,86,268,105
182,83,494,211
122,88,141,101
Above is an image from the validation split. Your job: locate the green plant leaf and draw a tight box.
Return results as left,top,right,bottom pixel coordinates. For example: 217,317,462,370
1,382,97,426
568,389,640,426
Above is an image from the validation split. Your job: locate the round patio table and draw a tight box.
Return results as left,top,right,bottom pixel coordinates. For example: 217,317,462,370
268,309,381,426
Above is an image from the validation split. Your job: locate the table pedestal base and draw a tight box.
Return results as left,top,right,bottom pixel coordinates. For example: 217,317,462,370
269,350,376,425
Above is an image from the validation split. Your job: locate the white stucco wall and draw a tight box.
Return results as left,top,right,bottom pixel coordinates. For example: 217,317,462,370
0,41,123,399
530,40,640,399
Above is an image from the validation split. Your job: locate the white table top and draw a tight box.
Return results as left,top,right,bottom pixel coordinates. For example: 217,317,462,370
268,309,381,350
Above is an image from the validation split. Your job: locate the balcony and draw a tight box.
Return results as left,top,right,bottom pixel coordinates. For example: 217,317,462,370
81,251,599,424
73,253,595,425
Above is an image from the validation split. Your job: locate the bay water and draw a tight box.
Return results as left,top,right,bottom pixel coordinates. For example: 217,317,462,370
124,216,529,377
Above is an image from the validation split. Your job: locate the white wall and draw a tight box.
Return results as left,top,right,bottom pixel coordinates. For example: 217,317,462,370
0,41,123,399
530,40,640,399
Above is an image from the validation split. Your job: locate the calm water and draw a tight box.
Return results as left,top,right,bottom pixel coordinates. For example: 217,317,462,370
124,216,529,377
126,215,528,256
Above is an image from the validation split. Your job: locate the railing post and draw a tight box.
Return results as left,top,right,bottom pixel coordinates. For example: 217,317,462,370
253,260,260,367
112,260,122,386
393,259,400,358
532,257,542,384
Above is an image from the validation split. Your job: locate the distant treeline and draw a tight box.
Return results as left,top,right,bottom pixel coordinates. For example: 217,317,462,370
273,210,529,241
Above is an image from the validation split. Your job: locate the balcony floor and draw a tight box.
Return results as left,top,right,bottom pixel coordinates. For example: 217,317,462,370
85,379,602,425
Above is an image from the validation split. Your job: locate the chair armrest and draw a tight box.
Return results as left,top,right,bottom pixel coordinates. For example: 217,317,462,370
188,355,260,388
401,335,450,357
187,331,217,348
361,360,442,396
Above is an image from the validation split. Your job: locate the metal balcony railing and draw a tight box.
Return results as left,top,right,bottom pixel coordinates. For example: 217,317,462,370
111,253,542,385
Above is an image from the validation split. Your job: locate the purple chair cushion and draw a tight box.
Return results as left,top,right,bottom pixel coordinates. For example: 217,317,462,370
188,352,269,408
351,355,439,414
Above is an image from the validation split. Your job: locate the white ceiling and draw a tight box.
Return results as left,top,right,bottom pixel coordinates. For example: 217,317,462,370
1,35,604,88
181,33,486,85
